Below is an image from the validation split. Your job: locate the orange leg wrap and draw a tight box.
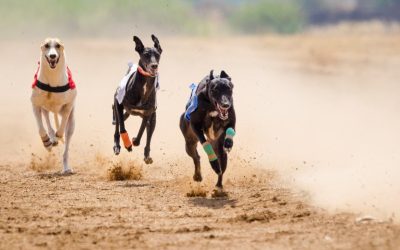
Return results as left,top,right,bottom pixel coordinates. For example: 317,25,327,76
120,132,132,149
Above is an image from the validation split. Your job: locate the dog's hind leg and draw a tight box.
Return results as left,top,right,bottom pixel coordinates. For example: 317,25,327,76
113,102,121,155
32,105,52,151
42,109,58,146
55,103,73,141
132,117,148,147
143,112,156,164
61,108,75,174
112,104,116,125
186,139,202,182
180,114,202,182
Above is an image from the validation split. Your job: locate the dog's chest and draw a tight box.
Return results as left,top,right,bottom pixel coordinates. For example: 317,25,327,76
31,89,76,113
130,80,154,105
204,115,225,141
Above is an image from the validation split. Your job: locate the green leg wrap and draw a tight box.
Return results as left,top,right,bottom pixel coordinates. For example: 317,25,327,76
203,142,218,161
225,127,236,140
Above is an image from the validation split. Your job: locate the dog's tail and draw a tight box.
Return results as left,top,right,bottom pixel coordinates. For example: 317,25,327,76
54,113,60,131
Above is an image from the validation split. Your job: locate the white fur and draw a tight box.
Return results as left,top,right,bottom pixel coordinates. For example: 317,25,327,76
31,38,77,174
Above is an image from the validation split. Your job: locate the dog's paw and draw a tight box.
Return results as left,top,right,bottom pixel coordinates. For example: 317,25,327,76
41,134,53,151
61,168,74,175
51,137,58,146
212,187,228,198
55,132,64,143
132,137,140,146
126,146,132,152
223,138,233,152
193,173,203,182
144,157,153,164
113,145,121,155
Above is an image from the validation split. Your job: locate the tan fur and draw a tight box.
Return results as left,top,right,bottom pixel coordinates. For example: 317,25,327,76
31,38,77,174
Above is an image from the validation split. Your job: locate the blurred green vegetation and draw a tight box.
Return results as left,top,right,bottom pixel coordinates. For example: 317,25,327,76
0,0,399,37
229,0,305,33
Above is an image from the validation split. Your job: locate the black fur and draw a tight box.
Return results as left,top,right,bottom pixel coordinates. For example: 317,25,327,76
179,70,236,189
112,35,162,164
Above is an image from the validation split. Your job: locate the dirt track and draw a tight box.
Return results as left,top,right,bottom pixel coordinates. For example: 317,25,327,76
1,158,400,249
1,34,400,249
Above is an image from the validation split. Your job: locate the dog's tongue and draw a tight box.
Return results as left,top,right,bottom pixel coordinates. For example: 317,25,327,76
217,104,229,120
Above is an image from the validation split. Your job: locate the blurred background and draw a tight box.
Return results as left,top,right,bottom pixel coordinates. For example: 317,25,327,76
1,0,400,38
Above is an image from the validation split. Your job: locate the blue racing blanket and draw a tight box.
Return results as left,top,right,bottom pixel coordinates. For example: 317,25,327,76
184,83,198,121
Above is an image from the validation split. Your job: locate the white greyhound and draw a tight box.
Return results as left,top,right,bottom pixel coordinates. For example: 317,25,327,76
31,38,77,174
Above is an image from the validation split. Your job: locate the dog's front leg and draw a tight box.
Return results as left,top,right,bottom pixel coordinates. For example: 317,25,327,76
32,105,52,151
62,108,75,174
191,122,221,175
216,137,228,189
144,112,156,164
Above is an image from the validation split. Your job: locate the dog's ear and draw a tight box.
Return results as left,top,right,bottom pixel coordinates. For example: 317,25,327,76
220,70,231,81
133,36,144,54
209,70,214,82
151,34,162,54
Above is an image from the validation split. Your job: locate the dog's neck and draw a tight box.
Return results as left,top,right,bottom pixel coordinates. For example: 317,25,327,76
37,54,68,86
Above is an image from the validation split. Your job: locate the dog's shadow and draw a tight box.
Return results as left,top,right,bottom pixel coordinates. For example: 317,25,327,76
188,196,237,209
37,171,75,179
118,182,152,188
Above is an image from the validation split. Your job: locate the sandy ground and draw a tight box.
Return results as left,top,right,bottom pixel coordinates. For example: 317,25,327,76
1,33,400,249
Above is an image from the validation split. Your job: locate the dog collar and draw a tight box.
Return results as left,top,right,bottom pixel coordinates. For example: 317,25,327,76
35,80,71,93
137,66,156,78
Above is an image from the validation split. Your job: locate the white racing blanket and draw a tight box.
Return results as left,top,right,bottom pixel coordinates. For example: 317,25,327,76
116,62,160,104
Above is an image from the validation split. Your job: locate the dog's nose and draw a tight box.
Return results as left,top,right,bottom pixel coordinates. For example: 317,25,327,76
151,64,158,70
49,54,56,59
221,102,231,109
220,96,231,108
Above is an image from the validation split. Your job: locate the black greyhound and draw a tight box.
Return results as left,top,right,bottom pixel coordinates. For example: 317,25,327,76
179,70,236,191
113,35,162,164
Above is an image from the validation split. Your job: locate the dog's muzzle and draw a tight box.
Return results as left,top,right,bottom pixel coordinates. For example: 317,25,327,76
215,102,230,120
46,55,59,69
147,63,158,76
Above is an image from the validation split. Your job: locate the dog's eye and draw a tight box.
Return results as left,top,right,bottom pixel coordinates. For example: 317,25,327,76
55,44,60,49
44,43,50,49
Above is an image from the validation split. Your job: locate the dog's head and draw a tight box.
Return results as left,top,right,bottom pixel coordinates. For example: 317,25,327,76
207,70,234,120
41,38,64,69
133,35,162,76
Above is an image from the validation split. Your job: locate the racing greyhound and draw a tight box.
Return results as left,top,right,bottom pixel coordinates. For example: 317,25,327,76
31,38,77,174
180,70,236,192
112,35,162,164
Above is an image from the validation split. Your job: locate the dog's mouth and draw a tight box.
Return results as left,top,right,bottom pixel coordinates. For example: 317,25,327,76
46,56,59,69
145,64,158,77
215,102,230,120
148,67,158,77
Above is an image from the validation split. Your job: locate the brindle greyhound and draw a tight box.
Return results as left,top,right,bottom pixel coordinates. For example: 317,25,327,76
180,70,236,192
112,35,162,164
